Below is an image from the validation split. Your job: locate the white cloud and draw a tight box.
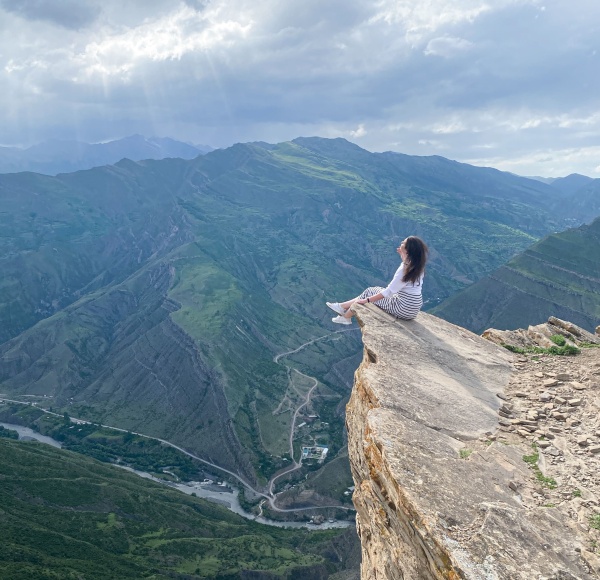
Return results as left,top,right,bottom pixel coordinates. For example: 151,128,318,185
557,112,600,129
0,0,600,176
429,119,468,134
370,0,493,41
424,36,473,58
519,118,544,129
75,5,253,80
418,138,447,149
465,145,600,176
349,124,367,138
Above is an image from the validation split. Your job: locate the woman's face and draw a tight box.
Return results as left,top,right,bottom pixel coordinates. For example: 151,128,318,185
397,239,408,261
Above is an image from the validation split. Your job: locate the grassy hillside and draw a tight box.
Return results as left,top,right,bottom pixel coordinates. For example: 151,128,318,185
0,438,357,579
432,216,600,333
0,137,588,488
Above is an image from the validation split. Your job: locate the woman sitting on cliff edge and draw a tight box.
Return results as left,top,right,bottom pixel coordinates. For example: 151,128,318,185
327,236,428,325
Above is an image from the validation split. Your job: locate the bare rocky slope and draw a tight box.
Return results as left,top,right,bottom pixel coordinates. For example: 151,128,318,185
346,306,600,579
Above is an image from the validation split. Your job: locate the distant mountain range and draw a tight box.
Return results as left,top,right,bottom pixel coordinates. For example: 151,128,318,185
526,172,599,223
546,173,594,194
527,172,593,189
1,137,598,491
0,135,213,175
433,215,600,333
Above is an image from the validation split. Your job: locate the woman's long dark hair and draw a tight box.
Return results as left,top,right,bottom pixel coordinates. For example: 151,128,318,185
402,236,428,284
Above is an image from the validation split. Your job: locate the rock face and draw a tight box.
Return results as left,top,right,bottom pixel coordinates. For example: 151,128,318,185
346,306,597,579
482,316,600,350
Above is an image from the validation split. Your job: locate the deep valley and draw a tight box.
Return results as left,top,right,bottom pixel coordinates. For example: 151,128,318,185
1,137,596,511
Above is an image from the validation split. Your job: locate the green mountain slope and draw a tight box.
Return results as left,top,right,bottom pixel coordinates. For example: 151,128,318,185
432,216,600,333
0,158,192,344
0,137,590,487
0,438,356,579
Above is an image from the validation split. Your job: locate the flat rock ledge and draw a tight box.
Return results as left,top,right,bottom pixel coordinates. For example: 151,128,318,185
346,306,597,579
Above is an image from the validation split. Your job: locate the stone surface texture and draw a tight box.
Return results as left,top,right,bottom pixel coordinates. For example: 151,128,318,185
482,317,600,350
346,307,598,579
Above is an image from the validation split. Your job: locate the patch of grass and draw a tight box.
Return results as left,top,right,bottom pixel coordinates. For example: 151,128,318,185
537,473,558,488
301,453,354,503
502,343,580,356
522,448,539,467
0,426,19,440
542,503,555,508
549,334,566,346
591,514,600,531
459,448,473,459
580,342,600,348
0,438,350,579
168,256,243,337
501,344,527,354
572,488,582,498
550,344,580,355
522,444,557,489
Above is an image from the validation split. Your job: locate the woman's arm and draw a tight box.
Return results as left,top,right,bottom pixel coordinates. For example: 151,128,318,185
380,263,408,298
356,292,384,305
356,264,407,305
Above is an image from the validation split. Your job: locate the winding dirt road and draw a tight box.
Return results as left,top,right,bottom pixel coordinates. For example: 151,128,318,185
266,328,359,506
0,326,359,513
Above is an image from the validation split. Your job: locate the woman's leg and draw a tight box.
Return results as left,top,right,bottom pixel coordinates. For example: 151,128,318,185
339,287,383,314
375,292,423,320
339,298,357,310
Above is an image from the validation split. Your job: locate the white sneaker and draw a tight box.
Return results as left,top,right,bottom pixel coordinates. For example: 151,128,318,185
332,315,352,325
326,302,346,315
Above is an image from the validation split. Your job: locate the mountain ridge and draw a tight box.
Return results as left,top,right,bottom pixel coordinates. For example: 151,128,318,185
0,135,212,175
433,215,600,333
1,136,599,490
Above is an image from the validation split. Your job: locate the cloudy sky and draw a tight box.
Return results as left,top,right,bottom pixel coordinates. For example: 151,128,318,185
1,0,599,176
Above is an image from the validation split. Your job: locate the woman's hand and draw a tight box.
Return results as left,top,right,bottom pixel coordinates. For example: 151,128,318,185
358,299,369,305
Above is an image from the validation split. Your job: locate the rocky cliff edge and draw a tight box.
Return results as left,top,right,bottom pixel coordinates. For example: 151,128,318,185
346,306,600,579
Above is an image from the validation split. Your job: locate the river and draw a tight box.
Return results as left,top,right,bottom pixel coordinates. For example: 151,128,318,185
1,422,352,531
1,422,63,448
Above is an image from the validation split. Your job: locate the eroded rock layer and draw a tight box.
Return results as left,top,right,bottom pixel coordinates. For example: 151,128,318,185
346,307,597,579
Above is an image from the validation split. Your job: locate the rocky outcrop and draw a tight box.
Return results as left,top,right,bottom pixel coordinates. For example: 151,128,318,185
482,316,600,350
346,306,598,579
